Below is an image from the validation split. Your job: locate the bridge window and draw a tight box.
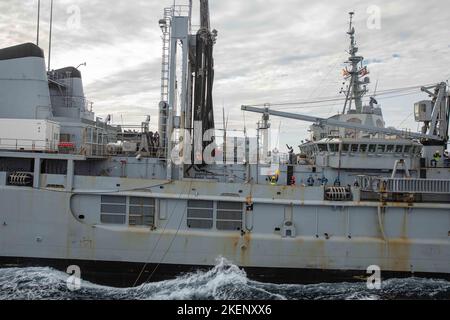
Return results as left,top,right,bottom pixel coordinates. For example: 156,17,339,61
368,144,376,153
413,146,422,155
318,144,328,152
386,145,395,153
351,144,359,152
395,145,403,153
377,145,386,153
404,145,412,153
216,202,243,231
129,197,155,227
342,144,350,152
187,200,213,229
329,144,339,152
100,196,126,225
360,144,368,152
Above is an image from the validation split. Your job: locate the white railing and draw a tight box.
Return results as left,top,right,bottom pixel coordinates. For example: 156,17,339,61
0,138,57,152
357,175,450,194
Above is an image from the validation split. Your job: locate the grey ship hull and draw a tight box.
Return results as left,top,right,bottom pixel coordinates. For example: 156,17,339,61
1,173,449,287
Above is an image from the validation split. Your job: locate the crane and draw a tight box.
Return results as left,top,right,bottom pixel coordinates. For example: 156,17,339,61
193,0,217,154
199,0,210,30
241,103,445,142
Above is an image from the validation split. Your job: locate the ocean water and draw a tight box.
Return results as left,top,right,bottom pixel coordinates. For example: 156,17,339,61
1,259,449,300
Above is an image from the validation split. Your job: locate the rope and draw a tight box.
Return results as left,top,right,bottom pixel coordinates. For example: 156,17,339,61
244,82,437,108
34,181,173,194
133,180,193,286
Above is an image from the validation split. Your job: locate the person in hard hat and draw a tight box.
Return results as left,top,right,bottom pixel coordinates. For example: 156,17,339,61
269,169,280,186
431,150,442,168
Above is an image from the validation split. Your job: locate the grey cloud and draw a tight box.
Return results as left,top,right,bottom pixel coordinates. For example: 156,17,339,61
1,0,450,149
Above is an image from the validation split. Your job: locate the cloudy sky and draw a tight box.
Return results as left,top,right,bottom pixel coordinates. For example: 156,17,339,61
1,0,450,149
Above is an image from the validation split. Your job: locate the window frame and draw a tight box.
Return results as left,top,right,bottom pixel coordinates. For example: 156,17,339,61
216,201,244,231
100,195,127,225
128,197,156,227
187,200,214,230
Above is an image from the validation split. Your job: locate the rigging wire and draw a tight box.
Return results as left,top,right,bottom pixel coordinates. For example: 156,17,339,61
133,180,193,286
143,180,194,284
269,90,423,111
396,112,415,128
35,181,173,194
243,82,437,108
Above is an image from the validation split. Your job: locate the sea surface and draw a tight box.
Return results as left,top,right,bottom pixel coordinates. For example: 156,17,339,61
1,259,449,300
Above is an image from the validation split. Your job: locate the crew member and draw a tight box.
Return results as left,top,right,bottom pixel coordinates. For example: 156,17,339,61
290,175,296,186
307,175,315,187
269,169,280,186
431,150,442,168
444,150,450,167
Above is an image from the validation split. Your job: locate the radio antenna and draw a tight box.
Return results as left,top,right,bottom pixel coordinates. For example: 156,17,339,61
36,0,41,46
48,0,54,71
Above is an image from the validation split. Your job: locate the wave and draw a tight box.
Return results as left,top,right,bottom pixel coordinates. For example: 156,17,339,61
1,258,449,300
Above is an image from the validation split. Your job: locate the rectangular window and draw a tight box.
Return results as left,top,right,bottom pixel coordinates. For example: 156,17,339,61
386,145,395,153
413,146,422,155
329,144,339,152
129,197,155,227
216,202,243,231
100,196,126,225
318,144,328,152
360,144,368,152
395,145,403,153
351,144,359,152
187,200,213,229
368,144,376,153
377,144,386,153
404,145,412,153
342,144,350,152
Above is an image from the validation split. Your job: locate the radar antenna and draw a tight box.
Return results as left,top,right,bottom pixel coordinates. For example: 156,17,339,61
342,12,370,114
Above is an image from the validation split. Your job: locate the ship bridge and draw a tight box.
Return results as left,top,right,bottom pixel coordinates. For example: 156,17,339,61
300,138,423,170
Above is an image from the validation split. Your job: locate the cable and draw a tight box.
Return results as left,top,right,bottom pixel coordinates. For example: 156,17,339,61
34,181,173,194
143,182,192,283
133,180,193,286
269,90,422,111
396,112,414,128
244,82,438,108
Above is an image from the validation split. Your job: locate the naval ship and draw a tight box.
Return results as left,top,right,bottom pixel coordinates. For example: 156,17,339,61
0,1,449,287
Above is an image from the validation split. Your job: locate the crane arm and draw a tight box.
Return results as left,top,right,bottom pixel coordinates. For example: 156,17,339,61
241,105,443,141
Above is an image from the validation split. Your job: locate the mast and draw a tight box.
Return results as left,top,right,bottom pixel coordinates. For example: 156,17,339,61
36,0,41,46
342,12,370,114
48,0,54,72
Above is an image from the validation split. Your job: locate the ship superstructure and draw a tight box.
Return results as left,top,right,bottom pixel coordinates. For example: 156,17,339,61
0,1,449,287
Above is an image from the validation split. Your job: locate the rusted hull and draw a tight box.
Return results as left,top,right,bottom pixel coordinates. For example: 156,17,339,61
1,179,450,287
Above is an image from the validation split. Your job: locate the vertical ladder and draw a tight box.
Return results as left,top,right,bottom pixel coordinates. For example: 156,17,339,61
158,7,173,156
160,7,172,103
